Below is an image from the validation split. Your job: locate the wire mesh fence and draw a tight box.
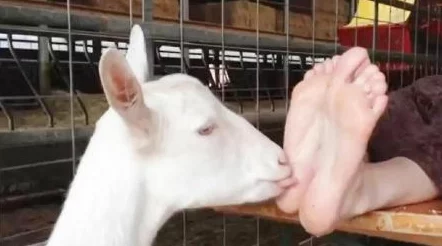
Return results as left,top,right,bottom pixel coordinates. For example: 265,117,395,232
0,0,441,245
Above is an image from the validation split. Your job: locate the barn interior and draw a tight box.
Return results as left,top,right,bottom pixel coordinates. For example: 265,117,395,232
0,0,441,245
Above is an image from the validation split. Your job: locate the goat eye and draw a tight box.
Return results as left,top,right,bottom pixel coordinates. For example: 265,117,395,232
198,124,215,136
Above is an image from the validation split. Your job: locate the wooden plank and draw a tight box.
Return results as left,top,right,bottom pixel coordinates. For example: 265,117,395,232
189,0,281,33
275,0,350,40
153,0,179,20
189,0,350,41
3,0,178,19
214,200,442,246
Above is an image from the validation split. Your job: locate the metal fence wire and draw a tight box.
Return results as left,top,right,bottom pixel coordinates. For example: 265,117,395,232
0,0,441,245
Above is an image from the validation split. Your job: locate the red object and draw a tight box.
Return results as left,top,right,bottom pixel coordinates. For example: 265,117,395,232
338,24,412,71
425,19,442,39
338,24,412,52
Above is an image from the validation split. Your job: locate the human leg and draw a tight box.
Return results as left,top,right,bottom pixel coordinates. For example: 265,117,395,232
357,75,442,215
342,156,439,219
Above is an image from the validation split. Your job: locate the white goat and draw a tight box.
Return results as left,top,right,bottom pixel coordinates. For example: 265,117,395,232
46,25,292,246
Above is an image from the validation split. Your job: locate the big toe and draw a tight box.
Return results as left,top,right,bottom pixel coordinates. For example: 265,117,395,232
331,47,371,86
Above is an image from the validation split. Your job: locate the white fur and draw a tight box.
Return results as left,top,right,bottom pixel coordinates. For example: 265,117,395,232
46,25,291,246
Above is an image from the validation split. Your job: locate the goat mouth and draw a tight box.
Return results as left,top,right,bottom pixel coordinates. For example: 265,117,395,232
276,176,298,188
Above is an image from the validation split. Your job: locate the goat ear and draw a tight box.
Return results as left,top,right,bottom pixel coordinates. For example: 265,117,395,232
99,48,151,131
126,24,148,84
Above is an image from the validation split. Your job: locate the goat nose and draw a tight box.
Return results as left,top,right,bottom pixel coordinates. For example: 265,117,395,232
278,152,288,166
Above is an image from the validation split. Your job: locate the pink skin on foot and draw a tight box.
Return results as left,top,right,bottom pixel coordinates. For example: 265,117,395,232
276,51,372,214
298,47,388,236
275,60,332,213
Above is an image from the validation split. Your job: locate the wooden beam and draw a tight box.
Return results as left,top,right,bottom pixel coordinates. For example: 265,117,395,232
214,200,442,246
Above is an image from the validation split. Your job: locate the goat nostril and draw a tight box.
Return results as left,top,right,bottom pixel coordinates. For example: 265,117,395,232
278,152,288,165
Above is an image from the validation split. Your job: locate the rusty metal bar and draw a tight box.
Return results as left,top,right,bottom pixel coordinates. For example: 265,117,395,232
0,0,439,64
413,0,420,81
0,21,439,65
218,61,244,113
38,25,52,95
81,40,99,87
46,39,89,126
0,126,94,148
0,57,98,65
200,48,216,86
0,100,14,130
155,46,168,75
238,51,255,101
0,189,65,207
0,157,78,172
6,34,54,128
260,53,275,112
139,21,441,64
372,0,379,61
436,5,441,75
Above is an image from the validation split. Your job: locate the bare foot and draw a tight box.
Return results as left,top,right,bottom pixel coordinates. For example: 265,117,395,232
298,47,388,236
275,59,332,213
276,52,370,213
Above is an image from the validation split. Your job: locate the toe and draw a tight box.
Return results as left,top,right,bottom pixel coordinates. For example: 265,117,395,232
324,58,333,74
314,63,325,74
332,47,370,85
363,83,372,94
353,64,379,87
371,95,388,119
354,54,372,77
331,55,340,66
304,69,315,80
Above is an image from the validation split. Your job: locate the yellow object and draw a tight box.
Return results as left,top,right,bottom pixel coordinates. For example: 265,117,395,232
345,0,415,28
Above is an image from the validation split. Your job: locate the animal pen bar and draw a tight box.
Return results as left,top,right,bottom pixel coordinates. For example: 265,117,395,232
0,1,439,64
1,0,442,246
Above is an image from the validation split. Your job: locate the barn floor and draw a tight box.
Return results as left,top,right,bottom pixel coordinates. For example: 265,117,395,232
0,201,313,246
